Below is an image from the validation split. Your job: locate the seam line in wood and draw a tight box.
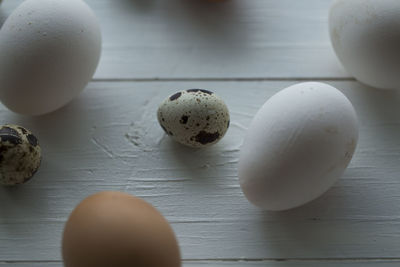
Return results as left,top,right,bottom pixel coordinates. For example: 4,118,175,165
91,77,356,83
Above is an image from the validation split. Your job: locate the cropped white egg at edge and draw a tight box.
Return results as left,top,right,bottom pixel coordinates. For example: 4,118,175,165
0,0,102,115
238,82,359,211
329,0,400,90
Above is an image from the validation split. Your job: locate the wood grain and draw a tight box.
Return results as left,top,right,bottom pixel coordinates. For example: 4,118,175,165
1,0,399,265
0,0,347,79
0,81,399,262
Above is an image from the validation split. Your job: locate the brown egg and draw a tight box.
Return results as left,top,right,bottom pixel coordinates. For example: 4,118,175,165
62,191,181,267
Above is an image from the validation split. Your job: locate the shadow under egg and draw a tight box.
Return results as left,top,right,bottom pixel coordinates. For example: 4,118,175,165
176,0,242,44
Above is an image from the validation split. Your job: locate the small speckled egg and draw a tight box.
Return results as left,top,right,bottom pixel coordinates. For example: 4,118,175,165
157,89,230,148
0,125,41,185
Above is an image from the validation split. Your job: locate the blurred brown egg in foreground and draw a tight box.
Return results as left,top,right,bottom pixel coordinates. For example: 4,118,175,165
62,191,181,267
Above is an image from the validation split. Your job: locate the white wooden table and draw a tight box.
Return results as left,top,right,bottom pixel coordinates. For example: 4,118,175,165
1,0,400,266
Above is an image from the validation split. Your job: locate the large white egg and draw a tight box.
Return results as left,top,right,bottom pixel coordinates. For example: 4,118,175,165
238,82,359,211
0,0,102,115
329,0,400,90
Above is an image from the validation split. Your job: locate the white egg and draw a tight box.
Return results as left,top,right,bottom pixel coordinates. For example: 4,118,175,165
238,82,359,211
0,0,102,115
329,0,400,90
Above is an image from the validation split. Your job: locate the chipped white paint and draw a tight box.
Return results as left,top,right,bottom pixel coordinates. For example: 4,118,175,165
0,0,399,266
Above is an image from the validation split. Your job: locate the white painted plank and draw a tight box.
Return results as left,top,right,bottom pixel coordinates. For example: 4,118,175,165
1,219,400,260
0,0,347,79
0,81,399,261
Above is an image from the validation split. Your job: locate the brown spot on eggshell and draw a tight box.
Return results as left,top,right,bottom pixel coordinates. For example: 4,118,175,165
169,92,182,101
27,134,38,146
18,127,27,134
186,89,213,95
0,127,22,145
194,131,220,145
180,115,189,124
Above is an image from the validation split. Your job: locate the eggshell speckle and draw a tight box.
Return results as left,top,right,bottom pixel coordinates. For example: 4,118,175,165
239,82,359,211
62,191,181,267
157,89,230,148
0,124,41,185
0,0,102,115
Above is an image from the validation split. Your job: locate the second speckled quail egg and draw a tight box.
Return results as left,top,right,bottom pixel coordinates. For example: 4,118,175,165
0,124,41,186
158,89,230,148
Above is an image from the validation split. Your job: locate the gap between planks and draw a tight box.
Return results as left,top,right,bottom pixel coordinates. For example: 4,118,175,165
91,77,356,83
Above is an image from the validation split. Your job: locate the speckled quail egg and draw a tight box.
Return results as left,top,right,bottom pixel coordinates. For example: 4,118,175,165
157,89,230,148
0,124,41,185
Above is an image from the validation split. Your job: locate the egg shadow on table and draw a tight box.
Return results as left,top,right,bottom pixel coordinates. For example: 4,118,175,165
0,93,103,233
164,139,225,185
163,0,248,48
0,87,114,231
0,179,53,235
0,8,7,27
346,82,400,162
10,95,93,150
255,194,346,257
349,82,400,121
256,166,382,258
6,87,112,181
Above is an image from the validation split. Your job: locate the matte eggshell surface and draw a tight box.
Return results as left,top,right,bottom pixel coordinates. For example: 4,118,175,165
158,89,230,148
329,0,400,89
0,124,41,185
238,82,359,211
0,0,102,115
62,191,181,267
